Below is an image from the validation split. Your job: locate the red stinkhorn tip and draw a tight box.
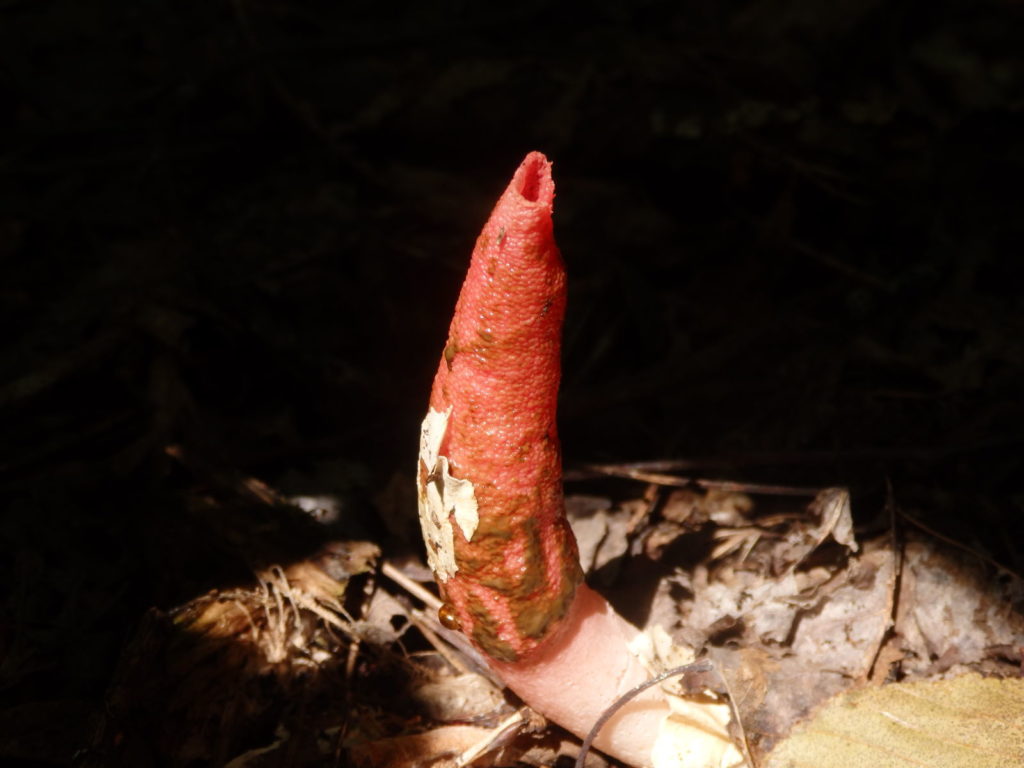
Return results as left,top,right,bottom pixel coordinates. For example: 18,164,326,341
512,150,554,203
417,151,581,663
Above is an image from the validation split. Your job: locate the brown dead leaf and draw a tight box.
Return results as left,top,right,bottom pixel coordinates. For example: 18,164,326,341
773,488,857,571
565,495,628,574
891,537,1024,677
410,671,506,722
640,482,1023,766
348,725,499,768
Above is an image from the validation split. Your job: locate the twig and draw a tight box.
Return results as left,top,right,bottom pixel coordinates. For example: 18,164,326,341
408,610,470,674
898,508,1024,582
381,560,442,611
455,707,528,767
578,462,822,496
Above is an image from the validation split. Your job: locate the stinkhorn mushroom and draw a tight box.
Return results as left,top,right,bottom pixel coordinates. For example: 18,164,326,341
417,152,743,768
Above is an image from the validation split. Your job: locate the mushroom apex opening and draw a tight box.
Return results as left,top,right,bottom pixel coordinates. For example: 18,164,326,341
514,151,554,206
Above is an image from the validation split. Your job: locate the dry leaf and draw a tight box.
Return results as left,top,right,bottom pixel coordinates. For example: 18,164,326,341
411,671,505,722
766,674,1024,768
348,725,498,768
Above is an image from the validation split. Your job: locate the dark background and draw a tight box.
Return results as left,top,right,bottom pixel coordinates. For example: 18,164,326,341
2,0,1022,763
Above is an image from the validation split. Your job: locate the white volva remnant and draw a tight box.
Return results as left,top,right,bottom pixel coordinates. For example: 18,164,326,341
417,407,479,581
629,628,744,768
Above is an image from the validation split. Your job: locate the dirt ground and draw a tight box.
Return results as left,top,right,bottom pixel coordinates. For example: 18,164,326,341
1,2,1021,766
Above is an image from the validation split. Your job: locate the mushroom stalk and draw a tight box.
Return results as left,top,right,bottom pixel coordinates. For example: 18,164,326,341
417,153,741,768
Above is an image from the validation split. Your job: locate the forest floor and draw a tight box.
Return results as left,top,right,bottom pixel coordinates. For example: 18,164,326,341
2,2,1021,765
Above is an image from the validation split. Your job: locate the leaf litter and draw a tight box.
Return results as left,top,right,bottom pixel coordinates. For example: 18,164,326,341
73,454,1023,767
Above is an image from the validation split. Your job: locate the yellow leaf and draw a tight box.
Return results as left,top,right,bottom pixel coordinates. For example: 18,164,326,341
767,674,1024,768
